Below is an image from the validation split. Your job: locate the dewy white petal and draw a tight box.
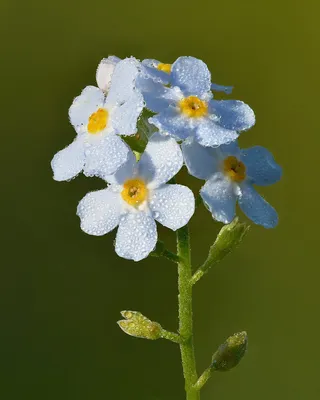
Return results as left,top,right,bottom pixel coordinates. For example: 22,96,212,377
96,56,121,92
69,86,105,132
115,212,157,261
77,187,122,236
200,172,237,224
109,91,144,135
182,137,220,180
149,184,195,231
105,57,141,107
138,132,183,188
51,136,85,181
83,134,129,178
104,150,137,185
171,56,211,97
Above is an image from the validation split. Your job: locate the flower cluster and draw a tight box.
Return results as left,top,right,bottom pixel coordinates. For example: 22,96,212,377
51,56,282,261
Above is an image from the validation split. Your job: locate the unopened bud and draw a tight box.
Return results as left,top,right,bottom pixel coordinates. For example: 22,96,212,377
211,331,248,372
117,311,162,340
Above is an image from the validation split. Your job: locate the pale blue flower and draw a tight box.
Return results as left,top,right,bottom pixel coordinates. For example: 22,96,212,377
140,56,255,147
51,58,144,181
182,138,282,228
77,132,195,261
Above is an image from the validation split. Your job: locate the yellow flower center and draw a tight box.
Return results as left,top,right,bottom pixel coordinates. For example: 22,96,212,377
157,63,171,74
179,96,208,118
87,108,108,134
121,179,148,206
223,156,246,182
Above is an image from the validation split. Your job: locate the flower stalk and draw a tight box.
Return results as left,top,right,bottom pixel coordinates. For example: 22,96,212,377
177,225,200,400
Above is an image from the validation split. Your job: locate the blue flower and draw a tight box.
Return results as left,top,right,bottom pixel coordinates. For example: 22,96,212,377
138,56,255,147
139,59,233,94
182,139,282,228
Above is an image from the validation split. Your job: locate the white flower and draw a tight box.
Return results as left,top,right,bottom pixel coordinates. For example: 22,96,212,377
96,55,121,93
51,58,144,181
77,132,195,261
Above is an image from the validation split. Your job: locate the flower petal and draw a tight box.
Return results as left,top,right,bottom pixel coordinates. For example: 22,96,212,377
104,150,137,185
238,183,278,228
136,77,178,113
182,137,218,180
209,100,255,132
141,59,170,84
109,90,144,135
115,212,157,261
195,118,239,147
138,132,183,187
77,188,122,236
149,107,191,141
96,56,121,92
211,82,233,94
149,184,195,231
200,173,237,224
51,136,85,181
105,57,141,107
83,134,129,178
69,86,105,132
240,146,282,186
171,56,211,97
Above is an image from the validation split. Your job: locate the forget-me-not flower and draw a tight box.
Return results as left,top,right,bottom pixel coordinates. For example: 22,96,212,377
182,138,282,228
77,132,195,261
141,56,255,147
51,58,144,181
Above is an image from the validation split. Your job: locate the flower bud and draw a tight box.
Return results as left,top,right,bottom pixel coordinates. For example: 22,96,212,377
96,56,120,93
117,311,162,340
211,331,248,372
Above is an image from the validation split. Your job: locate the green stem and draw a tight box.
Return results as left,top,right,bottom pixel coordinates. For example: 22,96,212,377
177,226,200,400
161,329,183,344
162,249,181,264
193,367,212,391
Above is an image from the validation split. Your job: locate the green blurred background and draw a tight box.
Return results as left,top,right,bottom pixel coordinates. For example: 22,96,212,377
0,0,318,398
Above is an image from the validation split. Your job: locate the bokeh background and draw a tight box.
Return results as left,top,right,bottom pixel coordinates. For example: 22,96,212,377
1,0,319,399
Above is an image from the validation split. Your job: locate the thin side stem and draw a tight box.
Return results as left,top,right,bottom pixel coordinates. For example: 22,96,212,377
177,225,200,400
162,249,181,264
161,329,184,344
193,367,213,391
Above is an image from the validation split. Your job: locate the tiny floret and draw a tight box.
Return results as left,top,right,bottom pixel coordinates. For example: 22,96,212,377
182,139,282,228
51,58,144,181
143,56,255,147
